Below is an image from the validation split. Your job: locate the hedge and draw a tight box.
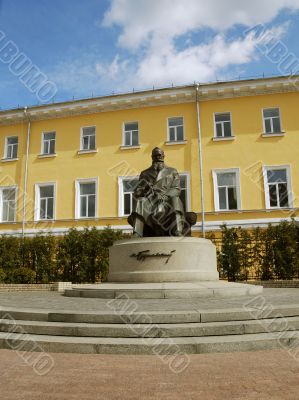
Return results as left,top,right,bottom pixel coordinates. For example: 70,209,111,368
207,220,299,281
0,227,127,284
0,222,299,284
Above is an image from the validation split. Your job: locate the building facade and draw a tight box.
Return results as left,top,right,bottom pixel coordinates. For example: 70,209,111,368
0,75,298,236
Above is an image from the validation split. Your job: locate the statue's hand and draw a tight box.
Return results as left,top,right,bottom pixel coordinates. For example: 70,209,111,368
157,193,168,203
135,189,144,198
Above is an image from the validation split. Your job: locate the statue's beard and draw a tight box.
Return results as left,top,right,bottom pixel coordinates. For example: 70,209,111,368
153,161,164,171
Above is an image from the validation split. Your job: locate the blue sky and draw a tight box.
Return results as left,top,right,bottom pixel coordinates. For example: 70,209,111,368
0,0,299,110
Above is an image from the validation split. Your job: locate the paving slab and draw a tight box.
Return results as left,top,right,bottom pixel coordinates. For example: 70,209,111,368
0,349,298,399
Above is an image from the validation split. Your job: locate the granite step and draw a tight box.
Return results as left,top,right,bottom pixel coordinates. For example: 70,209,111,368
1,304,299,324
1,316,299,338
0,330,298,355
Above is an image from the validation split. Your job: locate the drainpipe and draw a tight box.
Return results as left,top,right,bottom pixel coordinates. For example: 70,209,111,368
195,84,205,237
22,107,31,238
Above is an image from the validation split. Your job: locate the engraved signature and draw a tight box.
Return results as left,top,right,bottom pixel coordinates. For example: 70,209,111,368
130,250,176,264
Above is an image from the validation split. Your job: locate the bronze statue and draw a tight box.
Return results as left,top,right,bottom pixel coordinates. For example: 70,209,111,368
128,147,196,237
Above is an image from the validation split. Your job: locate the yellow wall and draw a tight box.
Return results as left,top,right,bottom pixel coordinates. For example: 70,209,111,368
0,89,299,235
200,92,299,214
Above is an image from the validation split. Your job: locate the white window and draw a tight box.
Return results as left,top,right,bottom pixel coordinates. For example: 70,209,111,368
168,117,184,142
76,179,97,218
118,173,190,216
123,122,139,146
263,108,282,134
179,174,191,212
214,113,232,138
213,169,240,211
119,176,139,216
81,126,96,151
0,187,17,222
35,184,55,221
263,166,291,209
5,136,18,159
42,132,56,155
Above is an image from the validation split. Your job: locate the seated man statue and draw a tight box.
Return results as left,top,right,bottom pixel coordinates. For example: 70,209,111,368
128,147,196,237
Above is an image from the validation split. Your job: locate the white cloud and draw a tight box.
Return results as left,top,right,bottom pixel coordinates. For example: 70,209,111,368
98,0,299,88
48,1,299,96
96,54,129,80
103,0,299,50
133,25,289,87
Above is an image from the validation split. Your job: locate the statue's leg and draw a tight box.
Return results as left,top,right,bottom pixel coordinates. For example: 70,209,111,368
174,212,184,236
133,216,145,237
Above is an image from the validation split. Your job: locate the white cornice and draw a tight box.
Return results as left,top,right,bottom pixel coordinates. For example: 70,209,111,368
0,75,298,126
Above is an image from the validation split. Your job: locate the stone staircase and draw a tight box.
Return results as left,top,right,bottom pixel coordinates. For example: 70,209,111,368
0,304,299,354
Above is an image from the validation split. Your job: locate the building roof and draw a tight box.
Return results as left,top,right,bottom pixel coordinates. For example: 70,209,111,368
0,74,298,126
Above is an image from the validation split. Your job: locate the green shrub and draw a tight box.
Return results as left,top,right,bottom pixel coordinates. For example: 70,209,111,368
9,267,36,284
22,234,58,283
0,268,6,283
251,227,264,279
216,221,299,281
96,227,129,281
238,228,252,281
258,225,275,280
0,236,22,271
218,225,241,282
272,221,299,280
56,228,85,283
56,227,128,283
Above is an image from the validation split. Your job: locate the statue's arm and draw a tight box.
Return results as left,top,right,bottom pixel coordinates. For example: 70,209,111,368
134,172,149,198
166,170,181,197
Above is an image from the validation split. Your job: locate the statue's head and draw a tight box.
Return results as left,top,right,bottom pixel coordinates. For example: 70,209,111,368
151,147,165,163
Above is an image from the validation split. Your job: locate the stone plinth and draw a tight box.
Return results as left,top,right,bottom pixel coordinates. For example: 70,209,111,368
108,237,219,283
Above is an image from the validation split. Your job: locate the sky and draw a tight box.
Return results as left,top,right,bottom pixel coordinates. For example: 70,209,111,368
0,0,299,110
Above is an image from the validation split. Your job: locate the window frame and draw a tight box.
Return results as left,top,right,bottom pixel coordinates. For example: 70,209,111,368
213,112,233,139
34,182,56,222
212,168,241,212
179,172,191,212
80,126,96,152
75,178,98,219
118,175,140,217
0,186,18,223
122,121,139,147
167,116,185,143
262,107,283,135
4,136,19,160
41,131,56,155
263,165,292,209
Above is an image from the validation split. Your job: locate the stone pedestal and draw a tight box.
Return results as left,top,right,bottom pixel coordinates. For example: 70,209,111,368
65,236,263,299
108,237,219,283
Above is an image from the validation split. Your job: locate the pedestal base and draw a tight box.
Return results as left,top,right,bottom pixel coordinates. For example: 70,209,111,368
65,281,263,299
108,237,219,283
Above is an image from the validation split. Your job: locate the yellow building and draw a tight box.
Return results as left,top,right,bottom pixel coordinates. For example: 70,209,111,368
0,74,298,236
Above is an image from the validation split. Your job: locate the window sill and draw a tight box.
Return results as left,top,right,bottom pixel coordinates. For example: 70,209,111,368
77,149,98,155
213,136,235,142
261,132,285,137
1,158,18,162
214,209,241,213
38,153,57,159
120,145,141,150
0,221,17,224
266,207,292,211
35,219,55,222
165,140,187,146
75,217,97,220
